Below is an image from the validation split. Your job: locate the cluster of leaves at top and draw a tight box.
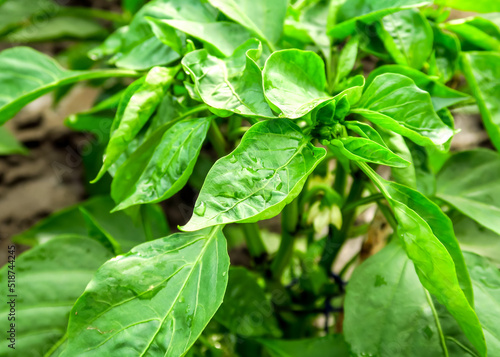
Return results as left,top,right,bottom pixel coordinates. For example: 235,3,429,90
1,0,500,356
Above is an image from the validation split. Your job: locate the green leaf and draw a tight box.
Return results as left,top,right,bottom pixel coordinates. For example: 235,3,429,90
123,0,146,14
259,335,349,357
464,252,500,355
207,0,287,48
436,149,500,236
461,52,500,151
329,136,410,167
434,0,500,12
328,0,431,39
0,47,136,124
383,181,474,305
344,241,475,357
344,120,387,147
182,40,275,118
104,0,217,70
334,34,359,85
263,49,330,119
181,119,326,231
152,18,252,57
367,64,469,111
377,9,433,69
284,1,332,62
215,267,281,337
114,36,180,70
12,196,168,252
0,0,55,35
351,73,455,148
358,164,485,356
6,16,106,42
0,236,113,357
451,212,500,266
0,126,27,155
430,25,461,83
112,117,211,211
94,66,178,182
444,17,500,51
62,227,229,357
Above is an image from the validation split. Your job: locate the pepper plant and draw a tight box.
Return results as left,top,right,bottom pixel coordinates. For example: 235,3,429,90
1,0,500,356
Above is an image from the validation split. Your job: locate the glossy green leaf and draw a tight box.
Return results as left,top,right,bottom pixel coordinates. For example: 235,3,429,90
94,66,177,182
181,119,326,231
436,149,500,236
12,196,169,252
344,240,476,357
215,267,280,337
62,227,229,357
383,180,474,305
259,335,349,357
328,0,431,39
0,47,136,124
430,25,461,83
263,49,330,119
444,17,500,51
451,212,500,266
334,35,359,85
464,252,500,355
351,73,455,147
359,164,485,355
0,236,113,357
114,36,180,70
377,9,433,69
435,0,500,12
345,120,387,147
152,18,251,57
147,17,184,55
0,126,27,155
207,0,287,48
105,0,217,70
284,1,331,61
367,65,469,111
461,52,500,151
182,40,275,118
329,136,410,167
112,117,211,211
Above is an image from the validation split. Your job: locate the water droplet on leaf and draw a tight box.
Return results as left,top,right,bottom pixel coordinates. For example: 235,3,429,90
194,202,206,216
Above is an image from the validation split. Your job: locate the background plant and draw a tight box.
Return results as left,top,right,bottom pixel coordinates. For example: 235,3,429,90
0,0,500,356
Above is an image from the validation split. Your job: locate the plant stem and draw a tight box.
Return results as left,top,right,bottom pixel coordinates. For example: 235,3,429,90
342,193,384,213
333,163,347,198
241,223,266,259
320,172,364,271
271,199,299,280
208,120,227,157
426,290,450,357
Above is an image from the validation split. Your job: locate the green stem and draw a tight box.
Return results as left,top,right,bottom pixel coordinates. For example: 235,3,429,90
227,116,243,141
43,332,67,357
376,201,398,230
342,193,384,213
320,172,364,271
426,290,450,357
241,223,266,259
355,162,390,197
333,163,347,198
208,120,228,157
271,199,299,280
300,183,341,209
